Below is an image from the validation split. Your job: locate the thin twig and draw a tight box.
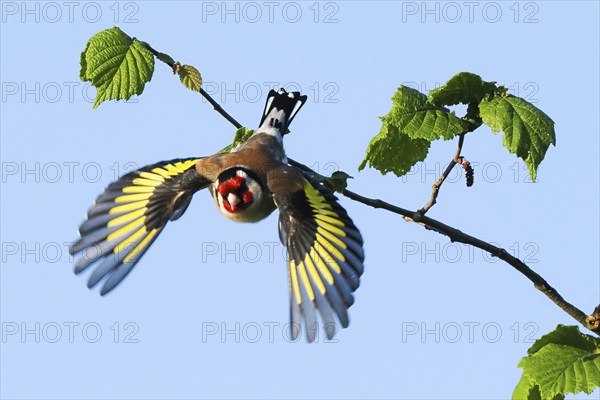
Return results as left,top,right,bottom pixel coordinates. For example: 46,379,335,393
199,88,243,129
143,42,245,130
147,43,599,336
419,133,466,214
420,102,484,215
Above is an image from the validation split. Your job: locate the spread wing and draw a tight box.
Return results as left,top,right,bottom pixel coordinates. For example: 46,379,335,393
273,172,365,342
69,158,210,295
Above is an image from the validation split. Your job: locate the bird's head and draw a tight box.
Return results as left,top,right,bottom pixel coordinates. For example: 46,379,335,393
213,168,264,217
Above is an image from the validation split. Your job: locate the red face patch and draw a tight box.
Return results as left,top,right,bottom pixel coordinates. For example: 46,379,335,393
217,175,245,196
218,175,253,213
242,190,253,205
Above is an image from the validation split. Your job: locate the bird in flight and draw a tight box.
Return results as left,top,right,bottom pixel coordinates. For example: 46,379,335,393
70,89,365,342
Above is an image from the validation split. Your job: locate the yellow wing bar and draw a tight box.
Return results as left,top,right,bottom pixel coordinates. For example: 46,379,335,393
70,158,208,295
276,177,364,342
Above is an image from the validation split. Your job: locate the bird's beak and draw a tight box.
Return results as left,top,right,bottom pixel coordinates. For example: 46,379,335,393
227,193,240,207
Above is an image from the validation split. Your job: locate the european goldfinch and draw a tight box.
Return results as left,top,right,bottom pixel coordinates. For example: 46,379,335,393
70,89,365,342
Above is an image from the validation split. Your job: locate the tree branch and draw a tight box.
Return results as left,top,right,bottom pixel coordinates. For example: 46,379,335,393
341,188,600,336
149,45,599,336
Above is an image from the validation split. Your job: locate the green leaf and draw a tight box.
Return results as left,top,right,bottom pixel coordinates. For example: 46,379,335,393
513,373,541,400
359,85,467,176
528,325,600,355
79,41,89,81
321,171,352,193
359,121,430,177
220,127,254,153
513,373,565,400
479,93,555,181
520,344,599,398
80,26,155,109
516,325,600,399
386,86,468,141
428,72,498,107
178,64,202,93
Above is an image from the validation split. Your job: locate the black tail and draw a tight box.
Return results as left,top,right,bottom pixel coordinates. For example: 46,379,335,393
258,88,307,134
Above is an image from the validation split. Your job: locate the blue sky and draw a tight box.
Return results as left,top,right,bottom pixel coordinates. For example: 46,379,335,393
1,1,599,399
